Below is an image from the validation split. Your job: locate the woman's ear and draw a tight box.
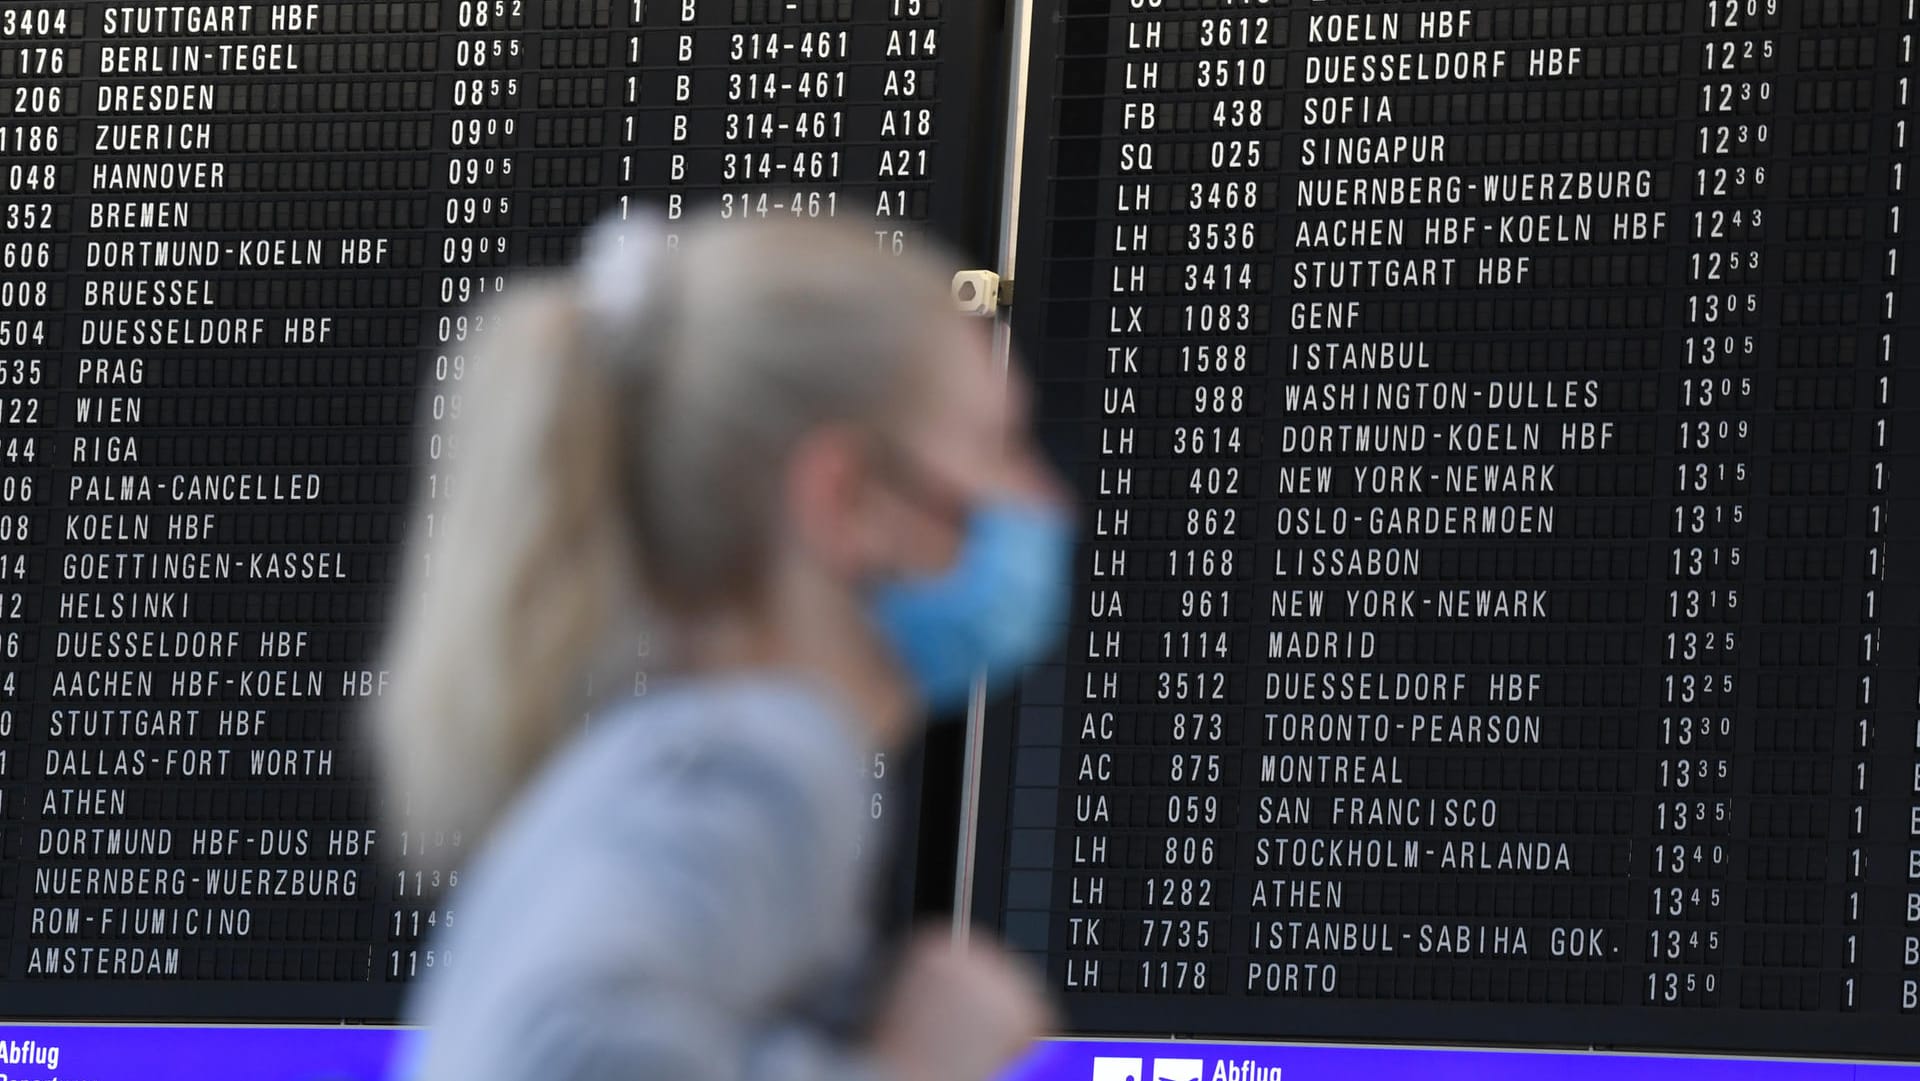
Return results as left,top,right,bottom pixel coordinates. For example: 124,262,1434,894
785,424,889,579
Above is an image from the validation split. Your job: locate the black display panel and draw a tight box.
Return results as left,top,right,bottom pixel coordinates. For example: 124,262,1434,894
970,0,1920,1059
0,0,995,1020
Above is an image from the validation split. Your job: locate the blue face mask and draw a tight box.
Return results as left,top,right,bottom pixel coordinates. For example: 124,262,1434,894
867,498,1076,713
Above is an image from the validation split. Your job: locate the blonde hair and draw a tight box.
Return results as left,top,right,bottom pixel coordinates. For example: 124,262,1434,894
373,216,965,844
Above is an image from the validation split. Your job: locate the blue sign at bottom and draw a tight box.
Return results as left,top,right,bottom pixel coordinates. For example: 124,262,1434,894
1,1025,1917,1081
1002,1040,1920,1081
0,1024,398,1081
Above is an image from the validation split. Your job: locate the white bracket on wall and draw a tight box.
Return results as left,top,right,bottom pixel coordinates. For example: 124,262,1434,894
952,270,1007,316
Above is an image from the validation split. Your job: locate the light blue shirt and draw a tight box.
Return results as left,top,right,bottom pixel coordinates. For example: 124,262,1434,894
401,672,888,1081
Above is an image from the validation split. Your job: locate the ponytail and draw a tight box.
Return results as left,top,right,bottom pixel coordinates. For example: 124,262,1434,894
373,280,646,846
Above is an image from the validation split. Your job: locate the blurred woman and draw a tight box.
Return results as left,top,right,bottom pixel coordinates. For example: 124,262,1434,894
373,214,1072,1081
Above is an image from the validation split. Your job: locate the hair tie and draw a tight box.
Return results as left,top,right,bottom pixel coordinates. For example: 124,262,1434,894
578,211,670,327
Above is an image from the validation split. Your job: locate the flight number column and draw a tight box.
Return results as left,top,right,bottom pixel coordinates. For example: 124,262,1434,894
1145,1,1280,1001
1132,4,1277,1003
0,3,74,973
1055,3,1270,1002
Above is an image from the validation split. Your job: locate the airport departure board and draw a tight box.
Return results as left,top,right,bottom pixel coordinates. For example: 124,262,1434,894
0,0,990,1019
967,0,1920,1060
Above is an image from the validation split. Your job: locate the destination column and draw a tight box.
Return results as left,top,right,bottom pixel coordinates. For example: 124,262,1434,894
27,0,437,999
1260,1,1664,1005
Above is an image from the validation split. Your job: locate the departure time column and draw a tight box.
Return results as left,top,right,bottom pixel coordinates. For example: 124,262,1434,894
1642,0,1776,1010
381,0,535,987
